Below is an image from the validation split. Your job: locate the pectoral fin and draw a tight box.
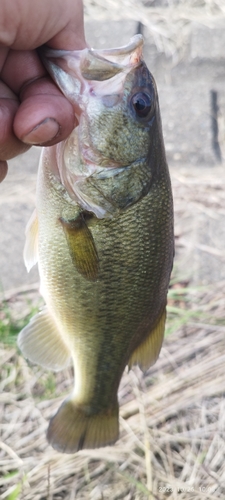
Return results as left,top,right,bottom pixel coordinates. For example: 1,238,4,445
23,209,39,272
60,214,99,281
17,307,71,371
128,308,166,371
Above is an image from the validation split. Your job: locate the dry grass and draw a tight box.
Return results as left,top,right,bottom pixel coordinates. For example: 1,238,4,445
171,165,225,285
1,1,225,499
1,278,225,499
1,161,225,499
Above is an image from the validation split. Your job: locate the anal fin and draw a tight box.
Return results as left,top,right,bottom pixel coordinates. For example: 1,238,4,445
17,307,71,371
128,308,166,371
47,397,119,453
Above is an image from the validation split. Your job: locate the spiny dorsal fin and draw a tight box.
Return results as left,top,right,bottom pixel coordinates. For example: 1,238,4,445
128,308,166,371
60,213,99,281
23,209,39,272
17,307,71,371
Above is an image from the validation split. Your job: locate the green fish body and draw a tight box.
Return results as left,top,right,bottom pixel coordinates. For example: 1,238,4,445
18,35,174,453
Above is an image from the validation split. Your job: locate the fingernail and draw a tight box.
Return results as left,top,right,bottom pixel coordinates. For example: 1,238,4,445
22,118,60,145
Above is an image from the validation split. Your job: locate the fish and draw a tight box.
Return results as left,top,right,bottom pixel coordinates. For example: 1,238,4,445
18,35,174,453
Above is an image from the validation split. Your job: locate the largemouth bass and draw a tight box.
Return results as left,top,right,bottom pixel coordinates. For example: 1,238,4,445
18,35,174,453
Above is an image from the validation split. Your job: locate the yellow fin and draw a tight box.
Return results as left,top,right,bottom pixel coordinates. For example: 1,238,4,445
17,307,71,371
23,209,38,272
47,398,119,453
60,213,99,281
128,308,166,371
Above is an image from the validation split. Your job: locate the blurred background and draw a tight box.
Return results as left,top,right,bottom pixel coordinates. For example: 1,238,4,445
0,1,225,499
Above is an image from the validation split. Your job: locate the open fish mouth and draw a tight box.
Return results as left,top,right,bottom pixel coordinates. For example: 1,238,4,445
79,34,144,80
39,35,144,111
39,35,148,219
40,34,144,80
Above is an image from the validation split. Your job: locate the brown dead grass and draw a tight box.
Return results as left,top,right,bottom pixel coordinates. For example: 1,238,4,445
1,278,225,499
1,1,225,498
1,163,225,498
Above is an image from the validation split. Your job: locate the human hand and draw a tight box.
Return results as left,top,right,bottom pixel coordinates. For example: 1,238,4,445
0,0,86,182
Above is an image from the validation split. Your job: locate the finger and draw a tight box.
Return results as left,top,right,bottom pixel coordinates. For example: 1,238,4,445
0,98,30,159
47,0,86,50
0,0,86,50
1,51,75,146
0,81,30,160
14,78,76,146
0,47,8,70
0,161,8,182
1,49,46,94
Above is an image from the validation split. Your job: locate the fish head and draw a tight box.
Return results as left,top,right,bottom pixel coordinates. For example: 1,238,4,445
40,35,165,218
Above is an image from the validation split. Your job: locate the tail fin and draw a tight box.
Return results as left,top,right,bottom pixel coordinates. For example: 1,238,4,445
47,397,119,453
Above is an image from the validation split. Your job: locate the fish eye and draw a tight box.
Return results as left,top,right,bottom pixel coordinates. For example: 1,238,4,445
131,92,152,118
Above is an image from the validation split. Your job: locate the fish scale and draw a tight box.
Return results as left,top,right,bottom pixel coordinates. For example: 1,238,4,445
18,35,174,453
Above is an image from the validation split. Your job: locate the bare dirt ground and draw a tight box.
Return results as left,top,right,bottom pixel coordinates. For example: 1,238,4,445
0,0,225,499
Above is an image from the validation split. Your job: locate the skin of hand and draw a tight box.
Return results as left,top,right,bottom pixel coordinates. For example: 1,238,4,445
0,0,87,182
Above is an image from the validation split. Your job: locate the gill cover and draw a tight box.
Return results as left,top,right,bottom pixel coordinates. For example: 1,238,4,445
39,36,158,218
